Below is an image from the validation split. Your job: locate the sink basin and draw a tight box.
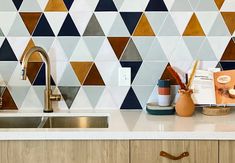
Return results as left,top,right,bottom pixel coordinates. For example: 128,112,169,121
42,116,109,128
0,117,42,128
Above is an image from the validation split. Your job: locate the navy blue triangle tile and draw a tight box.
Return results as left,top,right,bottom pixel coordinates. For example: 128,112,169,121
121,87,142,109
63,0,74,10
219,62,235,70
120,61,142,83
33,14,55,36
0,39,17,61
12,0,23,10
58,86,80,108
58,13,80,36
120,12,142,35
95,0,117,11
33,64,56,86
145,0,168,11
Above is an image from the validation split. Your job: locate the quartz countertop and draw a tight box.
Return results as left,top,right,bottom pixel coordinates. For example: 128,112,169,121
0,109,235,140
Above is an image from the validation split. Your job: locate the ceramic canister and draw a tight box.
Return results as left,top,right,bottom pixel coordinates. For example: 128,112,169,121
158,80,171,106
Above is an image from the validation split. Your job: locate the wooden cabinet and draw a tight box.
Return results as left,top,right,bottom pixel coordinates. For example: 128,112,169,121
219,141,235,163
130,140,218,163
0,140,129,163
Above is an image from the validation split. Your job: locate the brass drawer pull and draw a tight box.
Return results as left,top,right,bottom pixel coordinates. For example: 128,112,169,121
160,151,189,160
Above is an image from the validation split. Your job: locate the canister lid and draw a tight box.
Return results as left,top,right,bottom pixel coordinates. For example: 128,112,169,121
158,79,170,87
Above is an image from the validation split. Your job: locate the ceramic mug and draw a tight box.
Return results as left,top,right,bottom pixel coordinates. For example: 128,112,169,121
158,80,171,106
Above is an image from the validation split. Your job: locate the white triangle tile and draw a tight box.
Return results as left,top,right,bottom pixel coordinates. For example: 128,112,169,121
132,85,154,109
0,12,17,36
171,0,193,11
120,0,149,11
20,0,42,12
32,86,45,108
183,36,205,59
145,12,168,35
83,36,105,59
96,61,121,86
108,13,130,36
221,0,235,11
20,86,43,110
58,37,80,59
0,61,17,84
171,12,193,35
147,85,158,104
170,60,193,74
188,0,200,10
44,12,67,36
70,0,99,12
0,0,17,11
8,86,30,109
51,87,68,111
83,86,105,108
196,38,218,61
7,37,30,60
8,14,30,36
133,61,168,85
48,38,68,62
95,38,118,61
196,0,218,11
32,37,55,52
158,14,180,36
145,38,167,61
0,74,5,86
70,11,93,36
197,61,218,70
132,36,154,59
109,86,129,108
113,0,125,10
70,38,93,61
163,0,175,10
95,12,117,35
158,36,181,60
51,61,67,85
96,87,118,110
0,37,4,46
8,63,31,86
196,12,218,35
70,87,93,110
37,0,48,10
207,36,231,60
58,63,81,86
208,13,230,36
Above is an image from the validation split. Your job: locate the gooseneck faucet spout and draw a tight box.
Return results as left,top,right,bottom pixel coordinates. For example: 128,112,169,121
21,46,61,112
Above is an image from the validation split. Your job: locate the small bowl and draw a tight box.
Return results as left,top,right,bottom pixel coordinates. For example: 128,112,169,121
217,75,231,84
229,89,235,98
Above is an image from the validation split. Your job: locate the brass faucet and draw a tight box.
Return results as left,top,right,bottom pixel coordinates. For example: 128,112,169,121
21,46,61,112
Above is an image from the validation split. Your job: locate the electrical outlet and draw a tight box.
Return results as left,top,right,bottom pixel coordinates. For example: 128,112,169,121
119,67,131,86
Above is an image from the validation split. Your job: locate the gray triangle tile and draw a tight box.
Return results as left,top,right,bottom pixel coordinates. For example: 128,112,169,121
188,0,200,10
83,14,105,36
132,36,154,59
20,0,42,12
108,13,130,36
0,0,17,11
196,0,218,11
171,0,193,11
58,37,80,60
8,14,30,36
8,86,30,109
32,37,55,52
83,86,105,108
0,29,4,36
145,38,167,61
83,36,105,59
183,36,205,59
158,14,180,36
120,39,142,61
59,63,81,86
58,86,80,109
196,39,218,61
208,13,230,36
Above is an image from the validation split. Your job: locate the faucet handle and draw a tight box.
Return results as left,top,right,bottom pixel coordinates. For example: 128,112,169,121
50,94,61,101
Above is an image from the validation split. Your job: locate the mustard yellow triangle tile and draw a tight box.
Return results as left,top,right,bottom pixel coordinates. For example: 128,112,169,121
133,13,155,36
183,13,205,36
221,12,235,35
20,39,42,62
214,0,225,10
45,0,67,12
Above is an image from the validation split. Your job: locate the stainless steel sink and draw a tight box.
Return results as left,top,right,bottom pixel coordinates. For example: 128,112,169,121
0,116,109,128
0,117,42,128
42,116,109,128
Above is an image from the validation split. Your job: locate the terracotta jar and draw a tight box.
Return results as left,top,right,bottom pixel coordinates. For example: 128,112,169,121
175,89,195,117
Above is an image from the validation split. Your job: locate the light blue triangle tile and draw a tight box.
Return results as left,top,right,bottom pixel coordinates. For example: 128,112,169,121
0,0,17,11
145,12,168,35
20,0,42,12
32,86,44,107
132,85,154,109
113,0,124,10
158,14,180,36
171,0,193,11
145,38,167,61
132,36,154,59
32,37,55,52
59,63,81,86
0,12,17,36
196,39,218,61
133,61,168,85
83,86,105,108
208,13,230,36
183,36,205,59
8,14,30,37
8,86,30,109
95,12,117,35
171,38,193,61
196,0,218,11
83,36,105,59
0,61,17,84
188,0,200,10
108,13,130,36
58,37,80,60
0,29,4,36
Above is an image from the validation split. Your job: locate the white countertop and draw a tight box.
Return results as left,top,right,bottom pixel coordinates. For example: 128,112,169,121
1,109,235,140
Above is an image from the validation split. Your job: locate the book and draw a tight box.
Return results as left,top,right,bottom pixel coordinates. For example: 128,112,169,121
189,69,235,105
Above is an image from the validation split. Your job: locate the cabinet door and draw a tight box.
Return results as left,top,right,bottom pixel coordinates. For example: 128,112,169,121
219,141,235,163
0,140,129,163
131,140,218,163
